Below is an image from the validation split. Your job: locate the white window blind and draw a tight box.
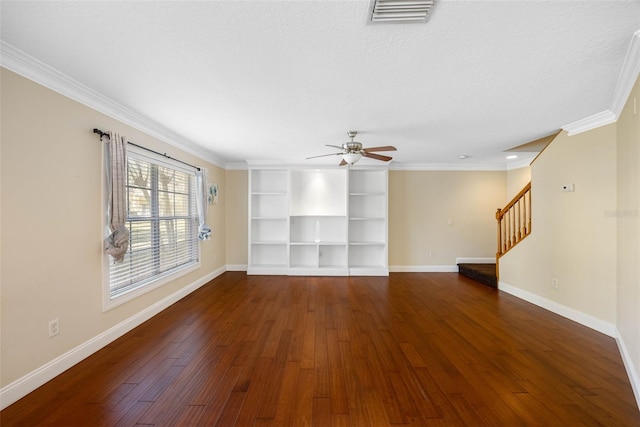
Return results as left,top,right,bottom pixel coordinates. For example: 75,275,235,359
108,150,199,298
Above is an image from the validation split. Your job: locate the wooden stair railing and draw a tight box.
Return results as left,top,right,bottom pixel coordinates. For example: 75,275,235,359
496,182,532,278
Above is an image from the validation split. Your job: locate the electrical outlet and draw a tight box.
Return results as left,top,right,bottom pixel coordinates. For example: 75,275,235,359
428,251,434,258
49,319,59,337
447,218,453,226
551,278,559,289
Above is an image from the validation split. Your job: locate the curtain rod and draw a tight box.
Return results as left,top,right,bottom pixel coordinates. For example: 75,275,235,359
93,128,200,171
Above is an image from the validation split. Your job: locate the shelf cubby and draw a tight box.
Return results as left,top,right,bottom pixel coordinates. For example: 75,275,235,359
290,215,347,244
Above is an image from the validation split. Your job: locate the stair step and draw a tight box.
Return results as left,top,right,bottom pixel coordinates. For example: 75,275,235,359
458,263,497,289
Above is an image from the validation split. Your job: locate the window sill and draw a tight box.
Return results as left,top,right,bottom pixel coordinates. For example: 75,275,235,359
103,261,200,311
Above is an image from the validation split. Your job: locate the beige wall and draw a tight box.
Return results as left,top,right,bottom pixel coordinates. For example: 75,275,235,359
500,127,618,324
506,166,531,202
389,170,506,267
0,69,226,387
617,75,640,389
225,169,248,267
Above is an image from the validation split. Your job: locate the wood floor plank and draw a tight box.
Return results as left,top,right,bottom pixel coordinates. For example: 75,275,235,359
289,368,316,427
326,328,349,415
2,271,639,426
233,357,275,425
171,405,205,426
312,397,332,427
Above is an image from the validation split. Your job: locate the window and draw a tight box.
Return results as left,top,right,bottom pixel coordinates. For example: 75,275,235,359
107,148,199,304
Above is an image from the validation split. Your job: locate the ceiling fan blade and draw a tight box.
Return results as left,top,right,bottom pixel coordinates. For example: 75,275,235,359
326,144,345,150
306,152,342,160
363,152,393,162
339,159,348,166
363,145,397,152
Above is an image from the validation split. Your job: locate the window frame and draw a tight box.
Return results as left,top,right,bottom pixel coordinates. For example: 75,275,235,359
102,145,201,311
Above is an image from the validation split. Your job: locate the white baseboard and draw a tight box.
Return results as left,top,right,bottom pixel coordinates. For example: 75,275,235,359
225,264,248,271
389,265,457,273
456,257,495,264
498,281,616,337
0,266,226,411
616,330,640,410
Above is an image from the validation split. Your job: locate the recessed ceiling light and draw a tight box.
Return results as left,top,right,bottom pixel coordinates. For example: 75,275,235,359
459,155,468,159
506,155,518,160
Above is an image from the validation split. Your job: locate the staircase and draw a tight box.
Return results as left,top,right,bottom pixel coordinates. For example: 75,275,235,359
458,181,532,288
458,263,497,288
495,181,532,280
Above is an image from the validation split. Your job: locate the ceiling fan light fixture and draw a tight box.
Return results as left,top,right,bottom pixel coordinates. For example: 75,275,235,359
342,152,362,164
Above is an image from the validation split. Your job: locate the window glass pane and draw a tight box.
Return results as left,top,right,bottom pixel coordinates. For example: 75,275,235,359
158,191,174,217
128,248,154,283
159,219,177,244
129,188,151,217
158,167,175,193
128,159,151,189
174,194,189,217
176,219,189,241
129,220,152,250
173,171,189,194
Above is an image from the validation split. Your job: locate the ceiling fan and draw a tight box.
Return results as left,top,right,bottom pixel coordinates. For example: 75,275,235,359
307,131,397,166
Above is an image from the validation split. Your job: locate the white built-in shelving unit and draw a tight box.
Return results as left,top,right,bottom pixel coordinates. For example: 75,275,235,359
248,167,388,276
348,169,388,275
248,169,289,274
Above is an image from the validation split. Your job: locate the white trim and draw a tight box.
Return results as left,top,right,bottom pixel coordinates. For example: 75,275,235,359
563,110,617,136
456,257,495,265
0,266,226,411
611,30,640,119
506,158,534,171
225,264,248,271
0,41,225,169
389,265,458,273
390,163,507,171
288,267,350,276
615,330,640,410
348,267,390,276
225,163,249,171
563,30,640,136
498,281,616,337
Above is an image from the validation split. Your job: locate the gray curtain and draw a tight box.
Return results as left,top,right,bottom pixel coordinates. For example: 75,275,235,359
104,132,129,262
195,168,212,240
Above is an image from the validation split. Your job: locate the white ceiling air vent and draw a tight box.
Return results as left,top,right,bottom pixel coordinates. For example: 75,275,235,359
369,0,435,24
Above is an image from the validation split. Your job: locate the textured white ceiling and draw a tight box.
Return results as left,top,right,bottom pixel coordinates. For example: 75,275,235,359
1,1,639,168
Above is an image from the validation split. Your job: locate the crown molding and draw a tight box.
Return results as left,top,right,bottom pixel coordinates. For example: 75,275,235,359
389,162,507,171
563,29,640,136
0,41,226,169
562,110,617,136
229,162,514,172
611,29,640,118
225,162,250,170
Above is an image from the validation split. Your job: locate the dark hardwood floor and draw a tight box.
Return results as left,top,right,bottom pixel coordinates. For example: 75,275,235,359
2,272,639,426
